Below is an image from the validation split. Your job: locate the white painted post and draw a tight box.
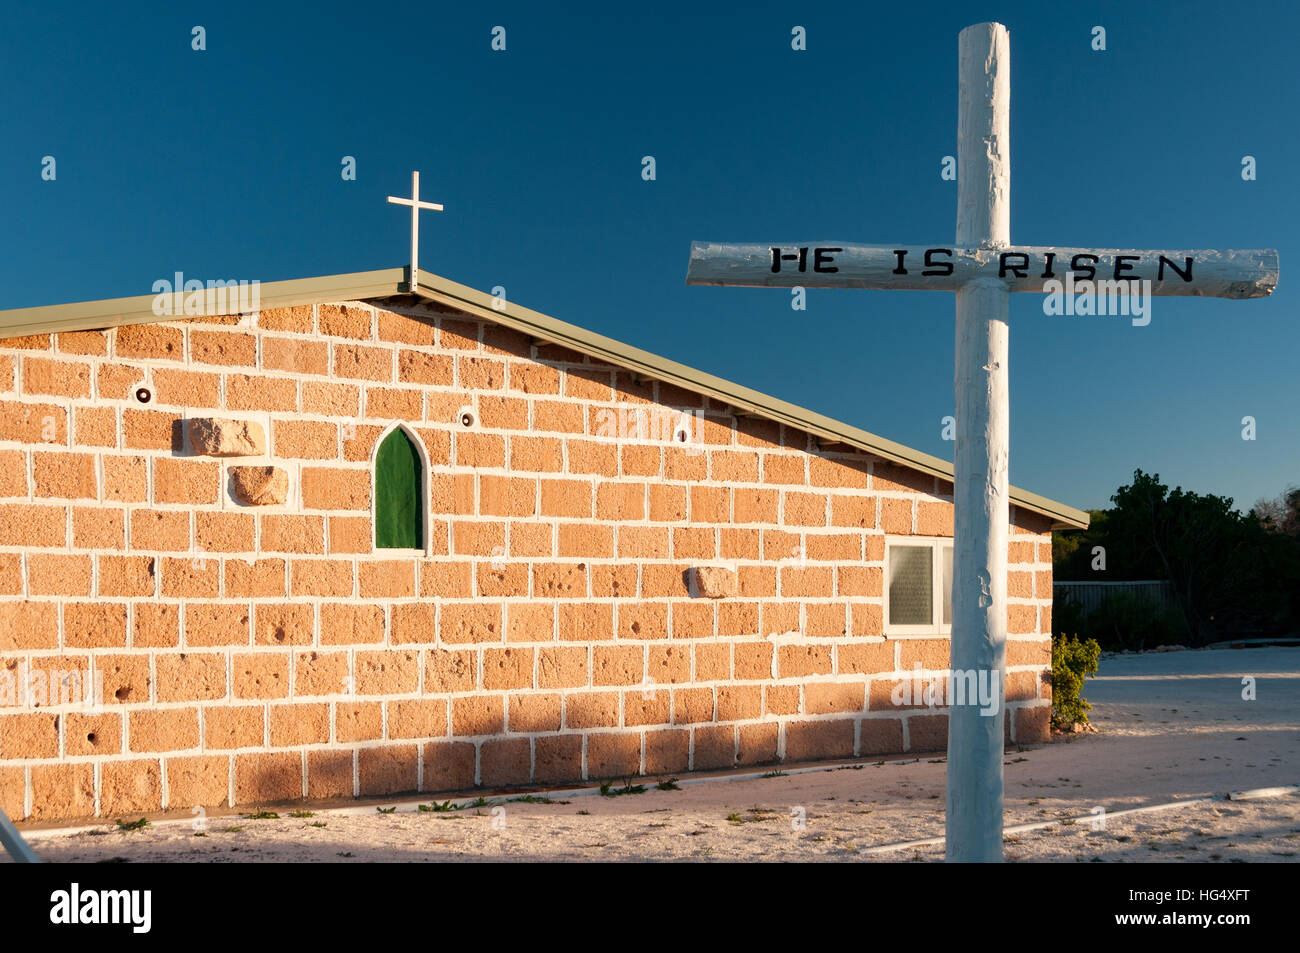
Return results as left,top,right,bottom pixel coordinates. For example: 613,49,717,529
0,808,39,862
948,21,1011,863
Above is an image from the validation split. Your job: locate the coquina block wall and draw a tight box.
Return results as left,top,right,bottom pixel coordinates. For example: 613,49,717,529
0,299,1054,821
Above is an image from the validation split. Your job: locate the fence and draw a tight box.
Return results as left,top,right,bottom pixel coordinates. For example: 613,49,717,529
1052,580,1176,616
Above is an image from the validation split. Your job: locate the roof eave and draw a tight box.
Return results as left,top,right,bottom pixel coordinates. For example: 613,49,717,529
412,269,1092,531
0,268,407,339
0,265,1090,531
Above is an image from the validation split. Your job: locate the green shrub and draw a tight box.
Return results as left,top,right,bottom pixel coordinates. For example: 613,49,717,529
1050,634,1101,730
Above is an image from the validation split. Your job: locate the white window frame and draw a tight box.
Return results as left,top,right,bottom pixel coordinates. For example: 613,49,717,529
883,536,954,637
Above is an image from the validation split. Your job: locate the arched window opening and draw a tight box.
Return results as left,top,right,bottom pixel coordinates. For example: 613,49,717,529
374,427,424,550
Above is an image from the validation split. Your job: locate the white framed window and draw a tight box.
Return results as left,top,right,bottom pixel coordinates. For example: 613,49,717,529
884,536,954,636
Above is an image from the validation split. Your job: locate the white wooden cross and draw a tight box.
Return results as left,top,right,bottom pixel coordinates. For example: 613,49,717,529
387,170,444,287
686,22,1278,862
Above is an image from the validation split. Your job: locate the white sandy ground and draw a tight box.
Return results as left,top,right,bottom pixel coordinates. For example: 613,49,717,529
6,646,1298,863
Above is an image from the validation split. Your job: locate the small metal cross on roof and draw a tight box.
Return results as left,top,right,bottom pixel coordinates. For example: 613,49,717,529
387,170,444,289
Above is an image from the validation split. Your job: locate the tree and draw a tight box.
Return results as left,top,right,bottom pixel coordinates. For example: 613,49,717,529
1251,486,1300,537
1104,470,1292,644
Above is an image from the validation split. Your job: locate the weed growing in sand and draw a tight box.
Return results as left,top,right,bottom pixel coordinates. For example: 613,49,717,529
222,826,244,833
309,822,327,828
600,779,646,797
115,817,149,832
421,800,456,812
245,811,279,820
510,794,567,804
727,808,777,825
760,770,787,778
656,779,681,791
376,806,397,814
288,810,315,818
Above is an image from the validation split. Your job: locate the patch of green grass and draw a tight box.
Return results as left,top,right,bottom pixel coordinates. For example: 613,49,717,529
244,811,279,820
115,817,149,831
309,821,327,828
599,779,647,797
376,806,397,814
509,794,564,804
287,810,315,818
655,779,681,791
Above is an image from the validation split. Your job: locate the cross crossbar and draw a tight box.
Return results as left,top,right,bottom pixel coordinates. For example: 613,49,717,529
687,242,1278,298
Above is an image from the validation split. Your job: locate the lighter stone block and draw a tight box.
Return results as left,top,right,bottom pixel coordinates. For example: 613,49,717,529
229,466,288,505
188,418,266,456
691,566,737,599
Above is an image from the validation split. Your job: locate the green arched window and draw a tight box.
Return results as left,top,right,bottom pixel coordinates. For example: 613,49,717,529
374,427,425,550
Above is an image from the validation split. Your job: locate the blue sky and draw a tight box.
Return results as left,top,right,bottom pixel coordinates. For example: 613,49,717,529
3,0,1295,513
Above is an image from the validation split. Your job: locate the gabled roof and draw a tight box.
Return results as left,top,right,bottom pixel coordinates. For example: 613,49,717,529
0,267,1089,530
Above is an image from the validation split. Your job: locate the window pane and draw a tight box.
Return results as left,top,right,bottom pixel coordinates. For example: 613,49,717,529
942,545,953,626
888,545,933,626
375,428,423,549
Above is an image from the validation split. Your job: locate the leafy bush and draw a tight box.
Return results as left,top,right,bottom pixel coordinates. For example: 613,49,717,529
1050,634,1101,730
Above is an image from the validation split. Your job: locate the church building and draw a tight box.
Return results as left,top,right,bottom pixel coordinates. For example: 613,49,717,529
0,267,1086,822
